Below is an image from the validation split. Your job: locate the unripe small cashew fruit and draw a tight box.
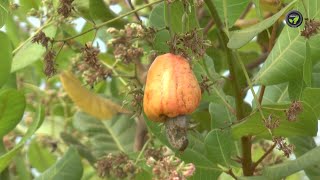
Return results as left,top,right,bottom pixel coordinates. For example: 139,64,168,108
143,53,202,122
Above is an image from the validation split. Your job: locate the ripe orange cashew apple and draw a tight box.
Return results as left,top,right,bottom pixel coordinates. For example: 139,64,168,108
143,53,202,151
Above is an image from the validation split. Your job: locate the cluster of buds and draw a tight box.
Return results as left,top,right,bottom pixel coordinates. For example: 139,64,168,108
273,137,295,158
77,43,112,87
145,147,195,180
146,155,195,180
169,29,211,60
199,75,214,94
301,18,320,39
264,114,280,130
96,153,137,179
107,23,155,64
32,31,52,48
285,101,303,122
32,31,57,77
57,0,74,18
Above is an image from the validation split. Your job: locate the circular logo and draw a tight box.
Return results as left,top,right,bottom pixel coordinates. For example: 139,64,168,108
286,10,303,28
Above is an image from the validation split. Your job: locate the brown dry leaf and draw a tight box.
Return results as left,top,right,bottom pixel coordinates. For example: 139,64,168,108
60,71,131,120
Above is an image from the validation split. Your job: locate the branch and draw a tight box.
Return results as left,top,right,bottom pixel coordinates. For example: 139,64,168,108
55,0,163,42
125,0,142,22
204,0,253,176
252,143,277,170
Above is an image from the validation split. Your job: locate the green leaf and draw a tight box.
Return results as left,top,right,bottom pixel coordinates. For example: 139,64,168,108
154,30,170,52
149,2,166,29
60,132,96,166
73,112,135,158
213,0,250,28
304,41,312,86
289,136,320,179
262,146,320,179
11,25,57,72
89,0,124,28
204,130,234,167
259,83,290,105
27,138,57,172
0,32,12,88
144,114,222,179
254,0,320,85
14,155,32,180
288,76,306,100
0,106,44,172
0,0,8,28
232,88,320,139
209,96,236,129
0,89,25,138
35,147,83,180
165,0,199,33
227,0,297,49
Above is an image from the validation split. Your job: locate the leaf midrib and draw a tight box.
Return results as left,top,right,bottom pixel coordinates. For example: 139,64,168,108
256,31,302,82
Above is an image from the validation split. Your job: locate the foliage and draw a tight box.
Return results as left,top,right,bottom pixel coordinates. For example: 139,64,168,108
0,0,320,179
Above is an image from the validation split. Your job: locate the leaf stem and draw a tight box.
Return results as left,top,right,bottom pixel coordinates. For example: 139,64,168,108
252,143,277,170
134,137,151,164
55,0,163,42
204,0,253,176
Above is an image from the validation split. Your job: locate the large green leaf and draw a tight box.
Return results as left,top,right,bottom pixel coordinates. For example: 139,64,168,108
35,147,83,180
0,32,12,88
0,106,44,172
73,112,135,158
262,146,320,179
27,138,57,172
144,114,222,180
0,89,25,138
212,0,250,28
232,88,320,139
165,0,199,33
11,25,57,72
227,0,297,49
289,136,320,179
148,2,170,52
204,130,235,167
149,2,166,29
0,0,8,28
254,0,320,85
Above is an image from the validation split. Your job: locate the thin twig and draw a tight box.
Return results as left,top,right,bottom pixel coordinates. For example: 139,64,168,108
239,2,253,19
245,53,268,70
126,0,142,22
204,0,253,176
259,21,279,106
55,0,163,42
252,143,277,170
203,19,214,36
226,168,238,180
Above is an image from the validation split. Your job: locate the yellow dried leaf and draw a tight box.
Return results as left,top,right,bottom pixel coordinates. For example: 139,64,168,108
60,71,131,120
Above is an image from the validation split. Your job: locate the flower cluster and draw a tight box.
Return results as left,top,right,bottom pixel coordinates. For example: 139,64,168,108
96,153,138,179
273,137,295,158
107,23,155,64
264,114,280,130
301,19,320,39
146,155,195,180
76,43,112,87
169,29,211,60
285,101,303,122
32,31,57,77
58,0,74,18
